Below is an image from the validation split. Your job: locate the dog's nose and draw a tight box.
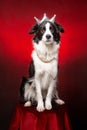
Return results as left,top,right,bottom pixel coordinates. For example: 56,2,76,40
46,34,51,39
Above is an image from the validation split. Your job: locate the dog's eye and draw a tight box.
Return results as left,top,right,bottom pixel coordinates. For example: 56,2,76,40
41,27,46,33
43,27,45,31
50,26,54,33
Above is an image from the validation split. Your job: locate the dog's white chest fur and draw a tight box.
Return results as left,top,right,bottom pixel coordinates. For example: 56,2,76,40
32,41,59,90
32,51,57,89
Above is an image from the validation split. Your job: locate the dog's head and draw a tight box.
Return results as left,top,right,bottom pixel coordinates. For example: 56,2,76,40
29,14,64,45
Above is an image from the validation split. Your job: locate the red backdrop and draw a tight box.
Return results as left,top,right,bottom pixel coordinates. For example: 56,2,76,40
0,0,87,130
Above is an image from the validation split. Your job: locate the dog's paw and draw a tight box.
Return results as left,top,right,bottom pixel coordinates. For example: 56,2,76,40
45,101,52,110
36,104,45,112
24,101,31,107
55,99,65,105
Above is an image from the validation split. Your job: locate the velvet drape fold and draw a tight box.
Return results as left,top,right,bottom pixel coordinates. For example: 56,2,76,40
9,104,72,130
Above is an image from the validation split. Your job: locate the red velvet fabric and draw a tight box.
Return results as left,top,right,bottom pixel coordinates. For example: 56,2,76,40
9,104,72,130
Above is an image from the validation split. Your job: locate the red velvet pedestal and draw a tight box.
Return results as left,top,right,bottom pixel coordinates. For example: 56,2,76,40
9,104,72,130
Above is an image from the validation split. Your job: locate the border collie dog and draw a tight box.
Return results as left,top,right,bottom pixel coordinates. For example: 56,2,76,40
22,14,65,112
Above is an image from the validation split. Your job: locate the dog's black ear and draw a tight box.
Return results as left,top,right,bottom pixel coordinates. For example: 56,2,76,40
29,24,38,34
55,22,64,33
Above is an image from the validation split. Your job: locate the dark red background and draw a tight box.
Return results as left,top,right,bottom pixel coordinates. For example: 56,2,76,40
0,0,87,130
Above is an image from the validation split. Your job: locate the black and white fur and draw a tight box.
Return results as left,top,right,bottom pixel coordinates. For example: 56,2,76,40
21,14,65,112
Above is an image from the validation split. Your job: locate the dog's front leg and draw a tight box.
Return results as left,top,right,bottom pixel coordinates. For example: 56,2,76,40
45,79,56,110
35,76,45,112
